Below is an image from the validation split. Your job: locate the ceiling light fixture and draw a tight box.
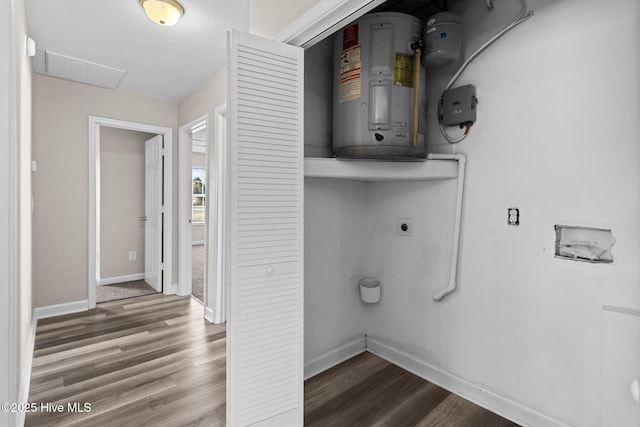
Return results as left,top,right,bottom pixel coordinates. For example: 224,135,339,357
140,0,184,27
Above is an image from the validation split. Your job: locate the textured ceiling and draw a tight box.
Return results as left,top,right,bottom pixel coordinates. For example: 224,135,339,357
26,0,250,101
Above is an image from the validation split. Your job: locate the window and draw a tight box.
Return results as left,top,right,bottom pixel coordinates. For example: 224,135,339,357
192,168,206,223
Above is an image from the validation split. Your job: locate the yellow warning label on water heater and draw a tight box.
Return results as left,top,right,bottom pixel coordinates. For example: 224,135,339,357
394,53,415,88
339,46,361,103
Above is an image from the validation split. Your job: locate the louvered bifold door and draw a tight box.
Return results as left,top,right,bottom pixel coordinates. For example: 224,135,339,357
227,29,304,427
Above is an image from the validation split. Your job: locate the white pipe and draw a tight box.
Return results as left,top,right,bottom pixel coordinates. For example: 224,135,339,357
427,153,467,301
445,1,533,91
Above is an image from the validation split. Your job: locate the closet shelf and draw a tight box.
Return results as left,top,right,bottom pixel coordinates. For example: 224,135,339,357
304,157,459,181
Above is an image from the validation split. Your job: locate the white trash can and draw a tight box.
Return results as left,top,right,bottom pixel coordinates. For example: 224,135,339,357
359,277,381,304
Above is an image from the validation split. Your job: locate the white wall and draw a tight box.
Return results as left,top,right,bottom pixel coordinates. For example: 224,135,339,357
192,150,206,169
303,0,640,425
192,224,206,244
363,0,640,426
249,0,323,39
364,179,457,352
16,0,33,410
304,179,370,362
32,74,177,308
2,0,33,423
0,2,15,425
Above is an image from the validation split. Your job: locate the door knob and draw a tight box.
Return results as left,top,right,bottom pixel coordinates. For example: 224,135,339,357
140,216,147,222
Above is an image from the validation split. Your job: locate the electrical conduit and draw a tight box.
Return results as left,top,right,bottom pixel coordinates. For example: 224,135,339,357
428,153,466,301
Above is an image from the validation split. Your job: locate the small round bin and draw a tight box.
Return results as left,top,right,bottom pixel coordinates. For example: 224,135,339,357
359,278,381,304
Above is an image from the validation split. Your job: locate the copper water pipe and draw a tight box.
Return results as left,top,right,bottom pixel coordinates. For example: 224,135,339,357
412,46,422,148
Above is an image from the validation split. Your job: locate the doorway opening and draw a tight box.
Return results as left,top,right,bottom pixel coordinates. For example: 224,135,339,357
178,116,210,315
190,123,207,304
88,116,174,309
96,127,161,303
179,109,226,324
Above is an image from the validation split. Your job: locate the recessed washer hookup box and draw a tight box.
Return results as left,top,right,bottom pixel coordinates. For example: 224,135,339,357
554,225,615,263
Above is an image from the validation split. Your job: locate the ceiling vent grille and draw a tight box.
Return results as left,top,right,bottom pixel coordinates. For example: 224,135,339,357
44,51,127,89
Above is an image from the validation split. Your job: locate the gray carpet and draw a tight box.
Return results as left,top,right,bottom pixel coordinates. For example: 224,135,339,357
96,245,205,304
96,280,158,304
192,244,205,303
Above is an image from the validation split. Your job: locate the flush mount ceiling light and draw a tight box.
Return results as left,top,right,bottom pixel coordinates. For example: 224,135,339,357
140,0,184,26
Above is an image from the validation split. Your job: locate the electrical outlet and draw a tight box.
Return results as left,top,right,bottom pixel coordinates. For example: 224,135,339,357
397,218,413,236
129,251,137,261
508,208,520,226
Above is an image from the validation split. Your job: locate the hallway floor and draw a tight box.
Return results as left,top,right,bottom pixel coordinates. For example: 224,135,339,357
26,294,518,426
27,294,225,426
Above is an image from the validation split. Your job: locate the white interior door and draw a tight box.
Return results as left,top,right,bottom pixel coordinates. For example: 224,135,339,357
227,29,304,426
145,134,163,292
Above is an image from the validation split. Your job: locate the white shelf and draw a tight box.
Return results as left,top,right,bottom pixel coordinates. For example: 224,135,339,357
304,157,459,181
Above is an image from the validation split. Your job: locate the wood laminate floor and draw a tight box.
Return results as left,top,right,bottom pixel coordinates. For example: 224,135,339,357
26,294,226,426
27,294,519,427
305,352,518,427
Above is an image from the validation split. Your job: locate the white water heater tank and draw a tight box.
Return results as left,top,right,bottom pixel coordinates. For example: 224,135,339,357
332,12,427,160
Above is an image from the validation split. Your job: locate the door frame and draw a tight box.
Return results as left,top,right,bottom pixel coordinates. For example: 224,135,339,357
275,0,384,48
212,104,227,324
88,116,174,309
1,1,18,424
178,115,209,311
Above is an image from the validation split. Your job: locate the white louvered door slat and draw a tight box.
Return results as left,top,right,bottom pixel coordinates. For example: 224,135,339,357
227,29,304,427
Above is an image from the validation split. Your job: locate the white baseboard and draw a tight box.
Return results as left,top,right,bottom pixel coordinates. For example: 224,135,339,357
304,336,366,380
204,306,214,323
16,313,37,427
165,282,178,295
98,273,144,286
365,337,570,427
34,300,89,320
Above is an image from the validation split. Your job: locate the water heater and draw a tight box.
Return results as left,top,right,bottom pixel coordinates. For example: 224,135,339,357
332,12,427,160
